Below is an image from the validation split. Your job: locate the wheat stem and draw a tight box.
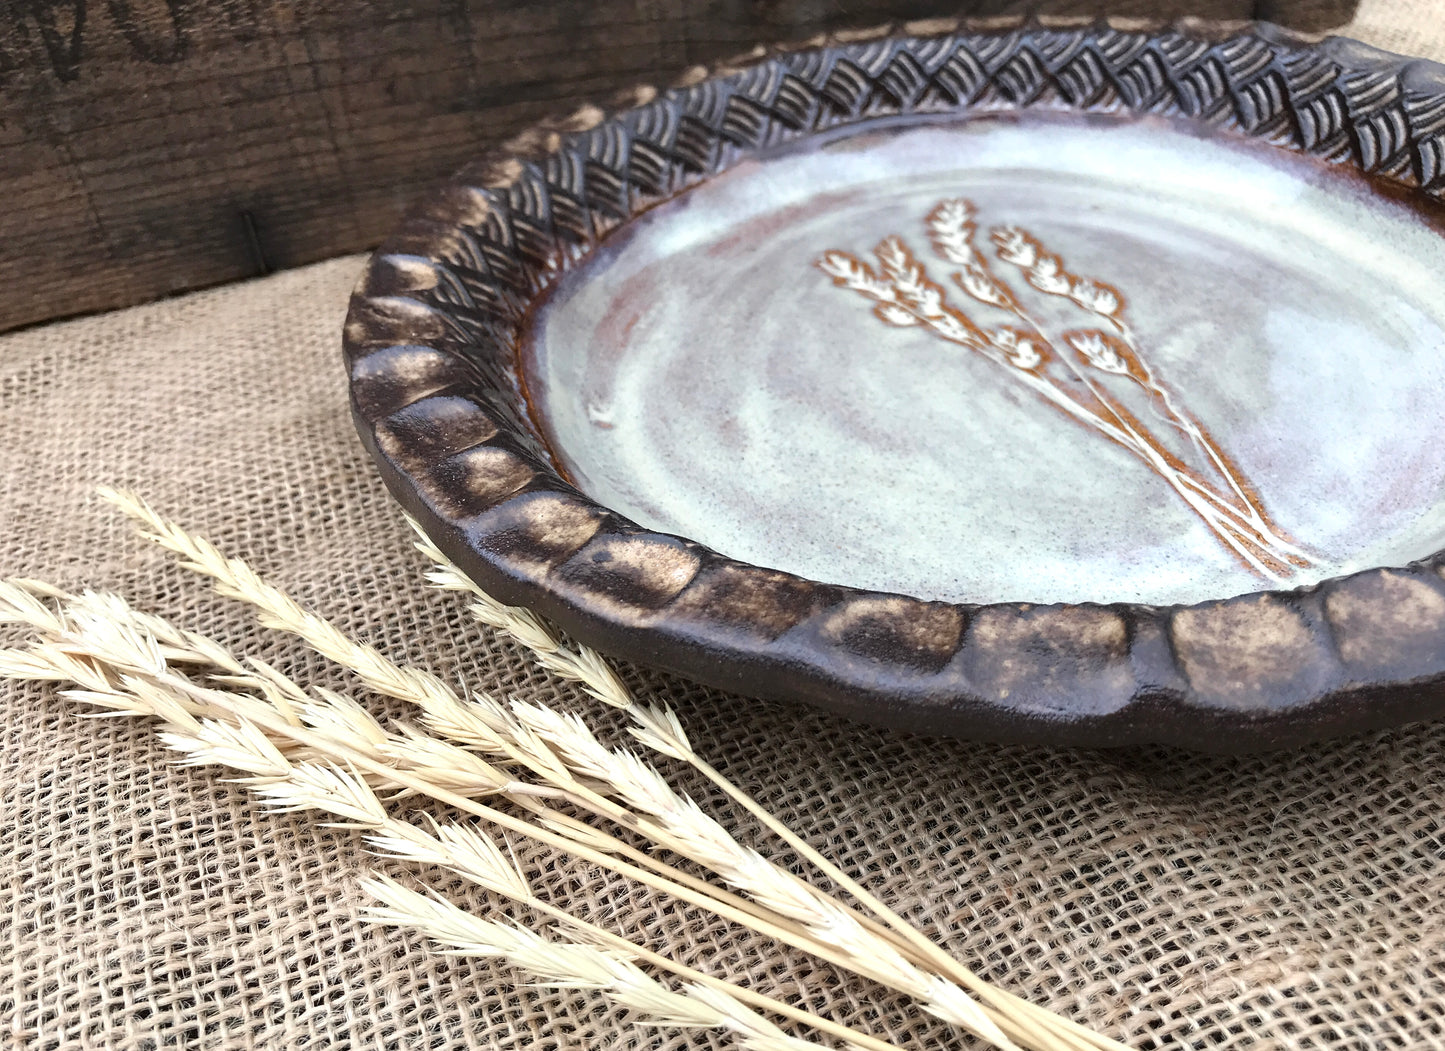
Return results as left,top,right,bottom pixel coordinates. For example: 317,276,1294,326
15,593,1011,1044
95,488,646,820
96,489,1118,1050
515,798,813,937
681,752,1119,1051
330,779,905,1050
359,877,830,1051
94,495,826,945
4,576,847,997
4,622,902,1051
31,624,867,1051
509,892,900,1051
95,493,925,980
233,699,995,1028
407,537,1111,1051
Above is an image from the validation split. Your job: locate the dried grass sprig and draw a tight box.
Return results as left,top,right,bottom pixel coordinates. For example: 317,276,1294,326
1,610,903,1051
1,577,791,950
412,526,1118,1051
158,511,1028,1046
230,755,884,1051
1,584,955,1049
407,523,634,712
507,699,1012,1042
360,877,825,1051
95,488,629,813
408,528,1123,1051
88,490,1124,1050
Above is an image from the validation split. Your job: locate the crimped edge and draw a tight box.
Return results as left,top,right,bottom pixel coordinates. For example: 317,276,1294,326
344,16,1445,752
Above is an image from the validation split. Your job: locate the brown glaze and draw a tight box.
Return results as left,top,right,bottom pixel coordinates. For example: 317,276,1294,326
344,18,1445,751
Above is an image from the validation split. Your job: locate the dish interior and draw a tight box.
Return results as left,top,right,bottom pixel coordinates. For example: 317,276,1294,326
522,114,1445,606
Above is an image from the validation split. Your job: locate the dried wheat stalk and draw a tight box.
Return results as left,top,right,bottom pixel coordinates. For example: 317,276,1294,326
79,489,1129,1050
409,509,1125,1051
0,606,883,1051
2,584,913,1051
90,491,1053,1050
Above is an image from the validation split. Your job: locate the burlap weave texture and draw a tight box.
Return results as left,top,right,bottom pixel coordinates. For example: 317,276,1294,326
4,3,1445,1047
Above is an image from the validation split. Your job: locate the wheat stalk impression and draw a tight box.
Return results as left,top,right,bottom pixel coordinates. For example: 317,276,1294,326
818,198,1314,582
0,490,1131,1051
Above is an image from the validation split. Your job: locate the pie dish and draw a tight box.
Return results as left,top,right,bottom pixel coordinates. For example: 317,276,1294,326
344,18,1445,751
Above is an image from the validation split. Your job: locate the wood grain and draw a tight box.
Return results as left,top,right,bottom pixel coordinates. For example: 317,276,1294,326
0,0,1357,332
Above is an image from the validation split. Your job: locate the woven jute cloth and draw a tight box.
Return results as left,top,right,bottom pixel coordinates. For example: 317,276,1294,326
4,3,1444,1048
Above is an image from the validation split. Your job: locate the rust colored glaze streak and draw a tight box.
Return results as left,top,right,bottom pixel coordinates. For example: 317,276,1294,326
819,198,1315,582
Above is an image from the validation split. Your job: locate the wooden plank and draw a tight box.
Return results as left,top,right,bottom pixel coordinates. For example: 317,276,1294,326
0,0,1357,332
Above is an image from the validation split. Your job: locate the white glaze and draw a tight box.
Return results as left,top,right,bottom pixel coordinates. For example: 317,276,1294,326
524,115,1445,606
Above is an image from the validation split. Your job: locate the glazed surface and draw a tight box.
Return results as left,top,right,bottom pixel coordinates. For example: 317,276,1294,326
524,114,1445,605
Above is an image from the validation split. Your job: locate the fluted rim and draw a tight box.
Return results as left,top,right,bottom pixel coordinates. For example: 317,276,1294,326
344,17,1445,751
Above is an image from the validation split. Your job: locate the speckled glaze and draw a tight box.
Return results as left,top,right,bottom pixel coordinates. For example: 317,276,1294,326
345,18,1445,751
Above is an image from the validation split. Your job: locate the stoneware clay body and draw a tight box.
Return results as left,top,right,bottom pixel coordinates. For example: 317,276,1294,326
345,20,1445,751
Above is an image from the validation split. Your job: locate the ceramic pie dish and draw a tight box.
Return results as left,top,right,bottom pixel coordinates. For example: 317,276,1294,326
344,17,1445,752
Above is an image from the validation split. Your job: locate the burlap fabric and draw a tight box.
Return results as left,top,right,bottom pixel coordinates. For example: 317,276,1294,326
5,3,1444,1047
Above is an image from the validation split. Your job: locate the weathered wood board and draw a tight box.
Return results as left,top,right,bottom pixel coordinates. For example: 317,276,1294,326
0,0,1356,331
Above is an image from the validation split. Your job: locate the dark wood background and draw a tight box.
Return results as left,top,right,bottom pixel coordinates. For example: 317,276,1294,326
1,0,1357,332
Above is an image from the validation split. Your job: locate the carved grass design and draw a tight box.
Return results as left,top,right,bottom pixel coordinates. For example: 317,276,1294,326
818,199,1313,581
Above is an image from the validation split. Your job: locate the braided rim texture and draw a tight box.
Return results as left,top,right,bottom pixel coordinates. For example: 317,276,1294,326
343,17,1445,752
